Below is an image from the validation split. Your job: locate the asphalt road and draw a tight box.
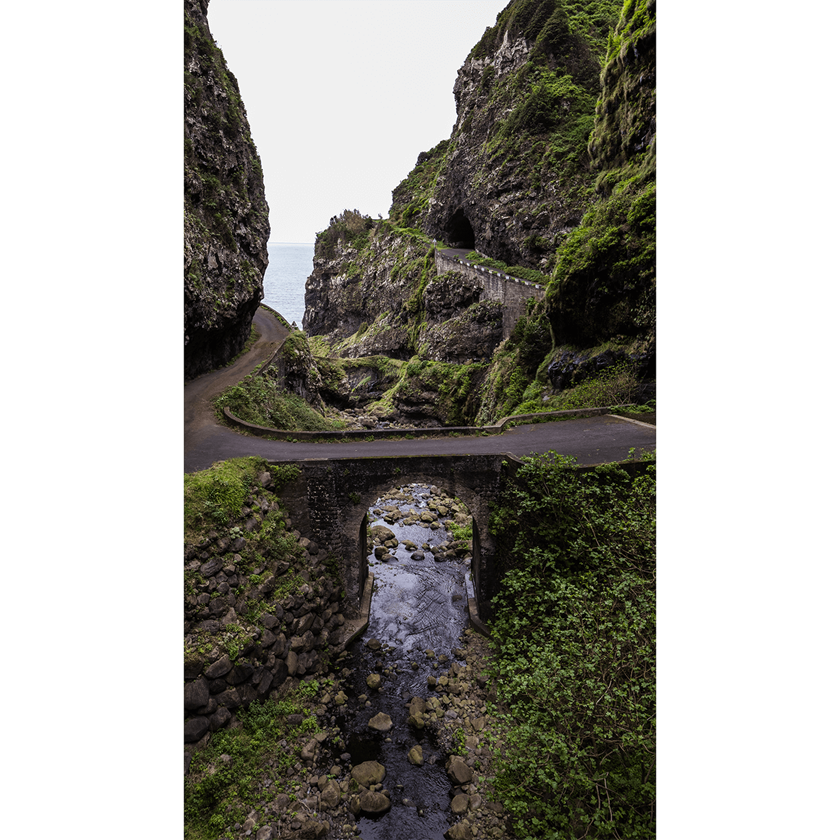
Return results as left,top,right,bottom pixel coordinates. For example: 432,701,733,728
184,311,656,474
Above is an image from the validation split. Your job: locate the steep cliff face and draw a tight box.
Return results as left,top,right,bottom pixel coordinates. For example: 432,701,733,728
184,0,270,380
392,0,619,272
303,214,504,366
303,0,655,426
545,0,655,350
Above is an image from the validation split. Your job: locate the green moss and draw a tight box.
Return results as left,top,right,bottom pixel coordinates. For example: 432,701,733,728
184,457,267,542
214,365,344,433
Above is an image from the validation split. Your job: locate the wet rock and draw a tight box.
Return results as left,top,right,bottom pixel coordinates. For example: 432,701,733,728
366,673,382,690
408,712,426,729
350,760,386,787
366,638,382,651
451,793,470,815
368,712,393,732
360,789,391,815
408,696,427,716
408,745,424,765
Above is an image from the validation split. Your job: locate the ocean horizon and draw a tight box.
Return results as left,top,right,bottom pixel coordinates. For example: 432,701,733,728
262,242,315,329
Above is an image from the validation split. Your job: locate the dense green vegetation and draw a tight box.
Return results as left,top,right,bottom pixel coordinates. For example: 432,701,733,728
488,453,655,838
314,208,375,261
390,139,451,228
214,364,344,432
185,691,329,840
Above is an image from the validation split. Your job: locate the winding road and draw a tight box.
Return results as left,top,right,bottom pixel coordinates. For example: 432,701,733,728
184,307,656,474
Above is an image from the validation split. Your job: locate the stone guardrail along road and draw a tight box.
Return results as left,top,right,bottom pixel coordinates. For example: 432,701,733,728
184,307,655,474
184,305,655,617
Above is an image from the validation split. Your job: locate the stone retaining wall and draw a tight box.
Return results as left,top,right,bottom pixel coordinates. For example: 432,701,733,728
434,252,546,338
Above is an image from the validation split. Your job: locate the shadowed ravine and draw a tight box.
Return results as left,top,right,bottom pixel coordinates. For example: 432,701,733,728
335,484,473,839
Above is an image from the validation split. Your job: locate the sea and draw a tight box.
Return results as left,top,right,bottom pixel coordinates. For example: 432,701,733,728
261,242,314,329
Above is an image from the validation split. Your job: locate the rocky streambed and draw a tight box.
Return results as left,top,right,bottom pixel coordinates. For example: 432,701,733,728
185,481,510,840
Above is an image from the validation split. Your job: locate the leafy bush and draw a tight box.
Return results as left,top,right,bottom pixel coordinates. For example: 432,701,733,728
488,453,655,839
553,360,641,411
314,209,374,260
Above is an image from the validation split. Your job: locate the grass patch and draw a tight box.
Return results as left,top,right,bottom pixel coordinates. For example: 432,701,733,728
184,690,323,840
184,457,266,543
214,366,344,433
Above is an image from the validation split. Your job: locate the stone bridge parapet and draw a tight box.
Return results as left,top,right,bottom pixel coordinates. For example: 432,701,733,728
434,251,546,339
271,453,521,625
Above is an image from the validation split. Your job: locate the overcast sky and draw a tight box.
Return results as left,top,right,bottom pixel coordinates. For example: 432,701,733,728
207,0,507,243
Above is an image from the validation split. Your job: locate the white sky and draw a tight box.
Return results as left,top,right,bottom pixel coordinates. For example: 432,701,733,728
207,0,507,243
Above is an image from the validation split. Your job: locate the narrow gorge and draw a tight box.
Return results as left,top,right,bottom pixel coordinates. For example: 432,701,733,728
184,2,656,839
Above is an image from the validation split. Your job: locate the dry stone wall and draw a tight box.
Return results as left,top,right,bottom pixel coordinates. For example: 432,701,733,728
184,470,351,745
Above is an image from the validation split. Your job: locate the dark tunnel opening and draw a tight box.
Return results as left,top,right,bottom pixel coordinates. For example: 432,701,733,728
445,208,476,249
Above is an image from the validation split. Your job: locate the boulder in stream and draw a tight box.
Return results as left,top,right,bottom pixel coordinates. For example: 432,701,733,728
359,789,391,815
408,744,424,765
367,712,393,732
350,760,386,787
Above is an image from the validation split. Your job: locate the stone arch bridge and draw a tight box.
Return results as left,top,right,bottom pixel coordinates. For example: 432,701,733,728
272,453,521,625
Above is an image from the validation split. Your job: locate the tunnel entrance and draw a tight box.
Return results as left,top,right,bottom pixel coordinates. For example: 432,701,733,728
444,208,476,249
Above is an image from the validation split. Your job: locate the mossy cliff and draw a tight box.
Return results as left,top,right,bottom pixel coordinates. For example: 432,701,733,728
184,0,270,380
395,0,620,272
303,0,655,426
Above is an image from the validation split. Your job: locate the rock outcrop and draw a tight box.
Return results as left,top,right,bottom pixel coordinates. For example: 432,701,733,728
184,0,270,380
299,0,655,428
391,0,618,271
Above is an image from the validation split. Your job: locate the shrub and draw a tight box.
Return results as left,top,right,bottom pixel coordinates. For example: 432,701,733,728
488,454,656,839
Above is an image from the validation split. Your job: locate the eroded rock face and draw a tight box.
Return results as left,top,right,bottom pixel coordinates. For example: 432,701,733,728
391,2,613,272
303,219,429,357
184,0,270,380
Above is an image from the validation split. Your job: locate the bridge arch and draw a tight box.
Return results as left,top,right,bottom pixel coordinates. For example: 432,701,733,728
272,454,512,623
349,475,486,615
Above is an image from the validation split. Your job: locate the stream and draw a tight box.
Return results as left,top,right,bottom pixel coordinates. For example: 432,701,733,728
336,483,472,839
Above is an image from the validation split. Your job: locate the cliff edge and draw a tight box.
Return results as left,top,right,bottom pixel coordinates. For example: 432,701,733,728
184,0,270,381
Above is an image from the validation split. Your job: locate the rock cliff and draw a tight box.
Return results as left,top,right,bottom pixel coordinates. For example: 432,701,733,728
393,0,618,272
302,0,655,426
184,0,270,380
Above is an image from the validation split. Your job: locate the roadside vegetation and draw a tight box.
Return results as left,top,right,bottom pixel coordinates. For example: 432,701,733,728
462,251,551,286
214,364,344,432
487,452,656,838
